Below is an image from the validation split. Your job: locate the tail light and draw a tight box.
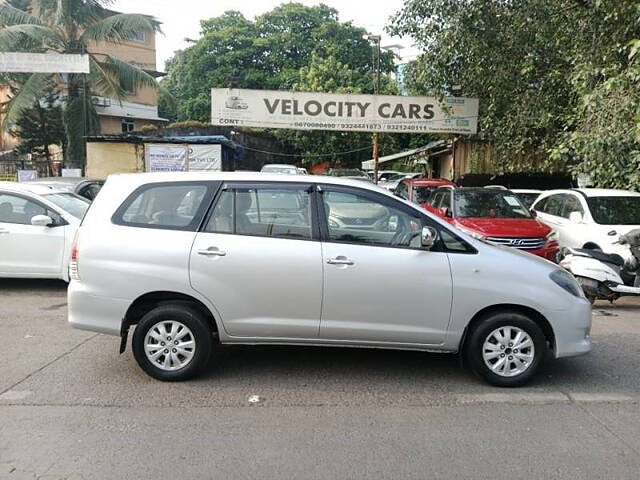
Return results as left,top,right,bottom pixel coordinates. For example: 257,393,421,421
69,229,80,280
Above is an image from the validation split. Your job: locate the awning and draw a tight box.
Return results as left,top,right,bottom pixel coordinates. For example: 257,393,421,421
361,140,448,170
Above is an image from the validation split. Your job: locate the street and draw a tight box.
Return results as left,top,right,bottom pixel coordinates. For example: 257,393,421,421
0,279,638,479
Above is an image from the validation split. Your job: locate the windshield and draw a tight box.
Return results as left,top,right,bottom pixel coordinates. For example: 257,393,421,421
587,196,640,225
514,192,540,209
413,186,437,204
454,190,531,219
331,169,368,178
43,193,90,219
261,166,298,175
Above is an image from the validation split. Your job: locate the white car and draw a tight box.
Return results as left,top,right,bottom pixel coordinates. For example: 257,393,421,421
379,172,423,191
0,182,90,280
532,188,640,260
68,172,591,387
260,164,299,175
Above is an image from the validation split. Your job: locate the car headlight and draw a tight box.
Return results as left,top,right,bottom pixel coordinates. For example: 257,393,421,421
546,230,558,242
549,269,585,298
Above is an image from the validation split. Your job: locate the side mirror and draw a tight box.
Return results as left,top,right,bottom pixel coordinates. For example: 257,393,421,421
31,214,53,227
421,226,438,249
569,211,583,223
530,209,537,218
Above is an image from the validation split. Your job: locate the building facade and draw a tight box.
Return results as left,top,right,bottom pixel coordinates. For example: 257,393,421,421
0,1,165,155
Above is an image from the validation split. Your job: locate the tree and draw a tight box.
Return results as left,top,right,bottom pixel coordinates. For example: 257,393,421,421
11,83,65,171
160,3,400,166
390,0,640,186
0,0,164,168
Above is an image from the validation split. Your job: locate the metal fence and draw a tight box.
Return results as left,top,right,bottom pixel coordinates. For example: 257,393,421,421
0,152,55,179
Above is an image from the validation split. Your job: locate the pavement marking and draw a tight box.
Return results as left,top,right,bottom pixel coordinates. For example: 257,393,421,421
568,392,635,402
455,392,569,404
0,390,32,401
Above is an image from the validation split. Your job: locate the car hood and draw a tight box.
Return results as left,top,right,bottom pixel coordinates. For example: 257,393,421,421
455,218,551,237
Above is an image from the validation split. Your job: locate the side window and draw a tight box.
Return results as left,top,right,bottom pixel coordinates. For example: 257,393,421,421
79,183,102,201
322,189,424,248
440,192,452,211
560,194,584,219
430,192,443,208
0,193,49,225
396,182,408,199
205,187,313,240
115,183,210,229
539,194,565,217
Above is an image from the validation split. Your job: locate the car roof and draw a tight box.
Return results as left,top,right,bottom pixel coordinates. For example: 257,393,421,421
406,178,455,186
104,171,392,194
27,177,100,185
511,189,542,194
0,181,68,195
261,164,297,168
574,188,640,197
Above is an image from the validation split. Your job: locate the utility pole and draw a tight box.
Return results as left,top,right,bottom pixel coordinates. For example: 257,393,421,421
366,35,381,184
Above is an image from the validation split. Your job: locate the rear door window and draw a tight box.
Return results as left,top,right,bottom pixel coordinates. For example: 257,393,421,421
205,185,314,240
113,182,216,230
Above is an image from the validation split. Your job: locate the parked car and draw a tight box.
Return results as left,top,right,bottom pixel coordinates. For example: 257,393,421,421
0,182,90,281
395,178,456,207
68,172,591,387
512,189,542,209
532,188,640,261
377,172,423,191
326,168,371,182
426,187,559,261
376,170,404,182
26,177,104,201
260,164,299,175
297,168,308,175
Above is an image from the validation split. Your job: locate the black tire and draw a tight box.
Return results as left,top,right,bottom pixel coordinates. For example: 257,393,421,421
132,304,213,381
464,312,547,387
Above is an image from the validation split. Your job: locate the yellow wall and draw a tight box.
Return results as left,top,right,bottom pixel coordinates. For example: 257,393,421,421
86,142,144,178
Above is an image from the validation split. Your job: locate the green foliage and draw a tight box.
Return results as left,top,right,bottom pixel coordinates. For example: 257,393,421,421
10,83,65,157
0,0,164,168
390,0,640,187
161,3,405,166
165,120,211,129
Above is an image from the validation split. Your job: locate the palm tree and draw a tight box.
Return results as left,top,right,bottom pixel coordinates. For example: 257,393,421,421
0,0,166,168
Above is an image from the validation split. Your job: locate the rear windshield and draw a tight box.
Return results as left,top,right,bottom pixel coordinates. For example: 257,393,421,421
454,190,531,219
43,193,90,219
262,166,297,175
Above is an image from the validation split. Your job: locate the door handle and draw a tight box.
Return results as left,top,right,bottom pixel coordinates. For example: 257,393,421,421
327,256,354,266
197,247,227,257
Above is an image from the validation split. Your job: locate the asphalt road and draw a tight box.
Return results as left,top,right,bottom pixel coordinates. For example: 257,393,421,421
1,279,640,479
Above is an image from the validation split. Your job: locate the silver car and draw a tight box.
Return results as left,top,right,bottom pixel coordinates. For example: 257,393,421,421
68,172,592,386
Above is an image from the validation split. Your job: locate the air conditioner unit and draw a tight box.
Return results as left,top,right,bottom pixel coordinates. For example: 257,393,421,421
91,97,112,107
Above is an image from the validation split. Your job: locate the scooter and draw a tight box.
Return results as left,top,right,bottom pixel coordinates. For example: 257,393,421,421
559,229,640,303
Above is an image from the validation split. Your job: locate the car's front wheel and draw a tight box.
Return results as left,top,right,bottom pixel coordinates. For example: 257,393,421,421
465,312,547,387
132,305,213,381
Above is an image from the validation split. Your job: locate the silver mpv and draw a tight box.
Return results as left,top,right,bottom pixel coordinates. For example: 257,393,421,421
68,173,592,387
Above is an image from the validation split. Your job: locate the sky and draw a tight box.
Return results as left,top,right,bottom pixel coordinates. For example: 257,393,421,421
110,0,420,71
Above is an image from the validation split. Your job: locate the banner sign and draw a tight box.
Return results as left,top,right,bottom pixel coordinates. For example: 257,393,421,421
212,88,479,134
189,144,222,171
146,144,187,172
0,52,90,73
16,170,37,182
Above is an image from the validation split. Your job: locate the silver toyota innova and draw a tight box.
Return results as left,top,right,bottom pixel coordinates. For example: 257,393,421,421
68,172,592,386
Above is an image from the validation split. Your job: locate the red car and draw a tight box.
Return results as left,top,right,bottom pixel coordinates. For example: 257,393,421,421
426,187,559,261
394,178,456,208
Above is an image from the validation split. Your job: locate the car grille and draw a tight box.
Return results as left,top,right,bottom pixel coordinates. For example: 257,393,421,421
485,236,545,250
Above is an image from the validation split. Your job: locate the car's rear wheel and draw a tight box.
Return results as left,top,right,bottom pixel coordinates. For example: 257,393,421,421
465,312,547,387
132,305,213,381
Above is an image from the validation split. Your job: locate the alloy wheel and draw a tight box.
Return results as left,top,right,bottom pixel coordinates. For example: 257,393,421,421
144,320,196,371
482,326,535,377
